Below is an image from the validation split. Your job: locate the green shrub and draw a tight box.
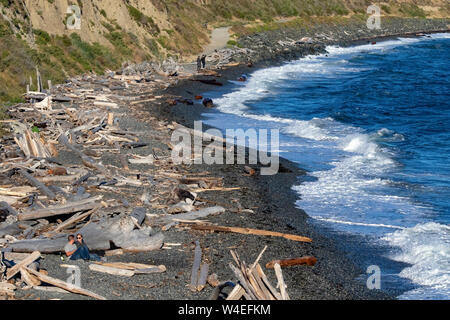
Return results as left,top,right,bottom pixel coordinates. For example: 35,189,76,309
33,29,51,45
127,5,160,35
399,4,426,18
0,0,12,7
381,5,391,14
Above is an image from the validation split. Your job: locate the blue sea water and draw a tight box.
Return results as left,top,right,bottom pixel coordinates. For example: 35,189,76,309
201,33,450,299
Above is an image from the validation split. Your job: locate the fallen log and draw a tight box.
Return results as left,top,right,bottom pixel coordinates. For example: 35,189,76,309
52,206,99,233
207,273,220,287
93,262,166,273
89,264,134,277
17,196,102,221
0,282,16,295
130,207,146,226
255,264,281,300
189,225,312,243
167,201,194,214
265,256,317,269
0,186,36,197
58,135,109,176
0,201,17,216
8,216,164,253
6,251,41,280
273,263,289,300
20,267,42,286
19,169,56,200
33,285,71,294
193,79,223,86
190,240,202,292
0,223,22,237
105,249,123,256
160,206,225,224
24,267,106,300
197,263,209,291
226,284,245,300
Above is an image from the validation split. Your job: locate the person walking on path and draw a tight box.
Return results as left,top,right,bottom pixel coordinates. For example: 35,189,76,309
201,54,206,69
197,56,201,72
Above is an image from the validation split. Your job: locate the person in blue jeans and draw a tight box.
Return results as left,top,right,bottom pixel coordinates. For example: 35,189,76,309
64,234,103,261
75,233,103,261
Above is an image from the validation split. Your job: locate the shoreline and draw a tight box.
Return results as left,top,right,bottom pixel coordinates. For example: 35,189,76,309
157,27,450,299
3,19,448,301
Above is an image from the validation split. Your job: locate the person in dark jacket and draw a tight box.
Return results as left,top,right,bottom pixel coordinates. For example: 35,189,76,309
197,56,201,71
201,54,206,69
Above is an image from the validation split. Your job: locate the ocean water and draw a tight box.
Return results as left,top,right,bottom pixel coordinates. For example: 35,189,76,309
201,33,450,299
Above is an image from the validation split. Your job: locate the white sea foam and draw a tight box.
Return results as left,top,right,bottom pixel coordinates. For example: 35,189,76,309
314,217,405,230
210,34,450,299
382,222,450,299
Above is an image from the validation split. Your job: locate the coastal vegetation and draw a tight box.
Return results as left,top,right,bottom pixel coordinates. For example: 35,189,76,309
0,0,448,109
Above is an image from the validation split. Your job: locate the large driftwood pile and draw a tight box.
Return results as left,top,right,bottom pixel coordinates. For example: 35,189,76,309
0,64,315,300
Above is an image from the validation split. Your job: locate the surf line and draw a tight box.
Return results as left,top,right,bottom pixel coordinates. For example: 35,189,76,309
314,217,405,230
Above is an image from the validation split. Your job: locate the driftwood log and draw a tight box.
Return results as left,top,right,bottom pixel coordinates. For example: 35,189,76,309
7,215,164,253
25,267,106,300
17,196,102,221
266,256,317,269
19,169,56,200
189,224,312,243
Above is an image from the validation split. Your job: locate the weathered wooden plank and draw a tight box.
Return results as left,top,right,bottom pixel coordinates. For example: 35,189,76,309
255,264,282,300
25,267,106,300
266,256,317,269
0,201,18,216
0,282,16,294
19,169,56,200
273,263,289,300
130,207,146,225
52,206,99,233
190,240,202,291
161,206,225,223
20,267,42,286
89,264,135,277
190,224,312,243
226,284,244,300
17,196,102,221
197,263,209,291
6,251,41,280
8,216,164,253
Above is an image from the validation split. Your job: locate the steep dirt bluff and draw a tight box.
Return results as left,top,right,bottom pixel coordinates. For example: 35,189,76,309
0,0,449,103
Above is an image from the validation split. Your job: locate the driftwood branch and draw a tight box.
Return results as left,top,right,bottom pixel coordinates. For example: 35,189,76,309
17,196,102,221
19,169,56,200
266,256,317,269
25,267,106,300
189,224,312,243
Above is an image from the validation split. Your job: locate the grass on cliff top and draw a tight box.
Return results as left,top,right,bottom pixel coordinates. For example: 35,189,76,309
0,13,147,105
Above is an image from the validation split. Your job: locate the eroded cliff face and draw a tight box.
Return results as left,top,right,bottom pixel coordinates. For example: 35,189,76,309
9,1,450,59
24,0,184,52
